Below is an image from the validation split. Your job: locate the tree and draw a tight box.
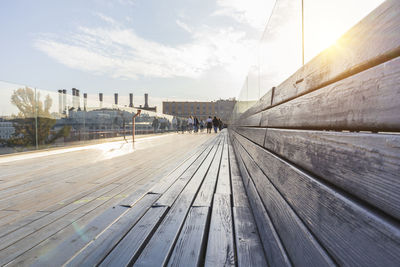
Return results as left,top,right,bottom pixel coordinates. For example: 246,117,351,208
5,87,70,147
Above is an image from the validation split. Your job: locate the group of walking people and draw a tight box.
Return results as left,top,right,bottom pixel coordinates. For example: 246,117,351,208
172,116,224,134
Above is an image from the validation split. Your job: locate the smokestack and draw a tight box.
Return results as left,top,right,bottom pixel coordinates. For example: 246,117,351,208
58,90,63,114
62,89,67,113
144,93,149,108
77,89,81,111
114,93,118,106
99,93,103,108
83,93,87,111
129,93,133,107
72,88,76,109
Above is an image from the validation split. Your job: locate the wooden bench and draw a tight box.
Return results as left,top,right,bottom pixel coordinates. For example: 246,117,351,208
230,0,400,266
23,130,267,266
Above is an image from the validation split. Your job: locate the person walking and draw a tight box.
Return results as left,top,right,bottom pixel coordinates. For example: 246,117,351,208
212,116,219,133
206,116,213,134
188,116,194,133
193,117,199,133
172,116,177,132
152,117,159,133
218,118,223,131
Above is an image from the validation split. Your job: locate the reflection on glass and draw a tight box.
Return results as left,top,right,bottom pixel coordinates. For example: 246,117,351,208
0,81,177,155
231,0,384,122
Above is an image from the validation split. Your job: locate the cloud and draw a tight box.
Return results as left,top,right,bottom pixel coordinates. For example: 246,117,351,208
214,0,275,30
34,14,257,80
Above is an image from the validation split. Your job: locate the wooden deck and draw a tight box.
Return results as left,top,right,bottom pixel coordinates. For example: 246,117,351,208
0,133,221,266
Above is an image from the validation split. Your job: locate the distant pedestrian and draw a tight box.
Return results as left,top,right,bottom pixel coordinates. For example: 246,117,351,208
152,117,159,133
206,116,212,134
188,116,194,133
218,118,223,131
212,116,219,133
193,117,199,133
181,119,187,134
172,116,177,131
200,120,204,132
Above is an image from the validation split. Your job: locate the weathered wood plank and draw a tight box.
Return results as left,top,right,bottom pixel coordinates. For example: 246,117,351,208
216,137,231,194
233,137,291,266
154,143,214,207
228,142,250,208
167,207,210,267
261,128,400,220
204,193,235,267
133,142,217,266
233,206,268,267
192,141,223,207
47,194,159,267
234,132,400,266
98,206,168,266
238,113,261,127
242,0,400,117
234,127,266,147
232,134,335,266
260,53,400,131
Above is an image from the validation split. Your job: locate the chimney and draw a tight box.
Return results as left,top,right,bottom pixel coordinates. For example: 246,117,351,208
83,93,87,111
144,93,149,108
114,93,118,106
62,89,67,113
129,93,133,107
77,89,81,111
72,88,76,109
58,90,63,114
99,93,103,108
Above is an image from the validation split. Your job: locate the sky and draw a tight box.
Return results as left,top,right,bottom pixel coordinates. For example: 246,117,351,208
0,0,385,108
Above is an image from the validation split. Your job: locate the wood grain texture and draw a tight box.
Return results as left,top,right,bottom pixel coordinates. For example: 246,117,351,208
232,135,334,266
216,138,231,194
233,206,268,267
234,127,266,147
228,142,250,208
62,194,159,267
233,140,291,266
98,206,168,267
167,207,210,267
154,144,214,207
134,141,216,267
204,193,235,267
234,132,400,266
260,56,400,131
260,128,400,220
192,141,223,207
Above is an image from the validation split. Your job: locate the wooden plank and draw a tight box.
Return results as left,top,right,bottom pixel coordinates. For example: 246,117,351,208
0,183,120,266
262,128,400,220
216,136,231,194
234,132,400,266
204,193,235,267
192,141,223,207
232,134,334,266
98,206,168,267
238,113,261,127
260,56,400,131
243,173,292,266
233,206,268,267
243,0,400,117
228,142,249,208
148,139,211,195
35,194,159,267
154,143,215,207
133,144,216,266
167,207,210,267
234,127,266,147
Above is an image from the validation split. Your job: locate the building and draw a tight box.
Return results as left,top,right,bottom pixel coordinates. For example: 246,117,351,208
162,98,236,123
0,119,15,140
